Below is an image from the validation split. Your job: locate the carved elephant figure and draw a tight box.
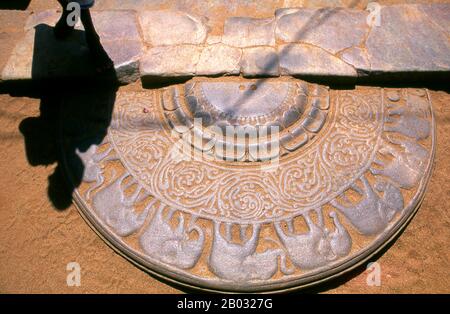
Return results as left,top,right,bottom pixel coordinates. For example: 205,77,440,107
374,179,404,222
209,223,293,282
384,102,430,140
92,172,150,237
328,211,353,257
75,140,117,200
371,137,428,189
275,208,351,270
140,204,205,270
331,176,404,236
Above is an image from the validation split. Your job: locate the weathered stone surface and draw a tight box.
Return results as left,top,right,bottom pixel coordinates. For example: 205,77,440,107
90,10,142,41
12,10,143,83
25,10,141,42
196,44,241,76
96,11,143,83
366,5,450,72
138,10,208,46
241,47,279,77
3,4,450,83
279,44,357,77
341,47,371,72
140,45,202,78
102,40,142,83
222,17,276,48
276,8,368,54
420,4,450,36
198,81,290,118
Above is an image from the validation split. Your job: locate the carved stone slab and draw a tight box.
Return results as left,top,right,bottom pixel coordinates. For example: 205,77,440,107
61,79,435,292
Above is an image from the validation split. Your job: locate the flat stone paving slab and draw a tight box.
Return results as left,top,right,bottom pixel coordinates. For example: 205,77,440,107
139,10,208,46
365,4,450,73
138,3,450,81
2,10,143,84
222,17,276,48
275,7,369,54
1,4,449,84
279,44,358,77
197,44,242,76
140,45,202,79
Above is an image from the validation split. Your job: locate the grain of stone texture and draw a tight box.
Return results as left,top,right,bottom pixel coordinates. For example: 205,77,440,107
222,17,276,48
341,47,371,72
88,10,142,41
196,44,242,76
0,87,448,293
102,40,142,83
276,8,369,54
366,4,450,72
241,47,280,77
2,27,142,84
279,44,357,77
140,45,202,78
138,10,208,46
420,3,450,36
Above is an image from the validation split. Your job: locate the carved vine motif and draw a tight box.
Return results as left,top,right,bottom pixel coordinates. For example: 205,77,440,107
109,82,384,221
65,83,434,289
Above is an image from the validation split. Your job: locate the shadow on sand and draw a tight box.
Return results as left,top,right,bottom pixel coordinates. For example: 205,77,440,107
3,22,119,210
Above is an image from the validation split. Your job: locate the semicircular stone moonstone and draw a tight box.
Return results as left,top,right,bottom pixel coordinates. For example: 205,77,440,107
62,78,435,293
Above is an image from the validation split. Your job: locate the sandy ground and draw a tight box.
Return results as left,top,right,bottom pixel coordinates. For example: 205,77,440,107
0,0,449,294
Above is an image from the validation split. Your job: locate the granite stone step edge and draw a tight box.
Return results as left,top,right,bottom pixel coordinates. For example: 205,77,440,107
1,3,449,85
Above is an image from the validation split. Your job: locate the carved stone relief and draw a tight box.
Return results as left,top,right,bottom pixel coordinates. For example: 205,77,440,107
62,79,435,292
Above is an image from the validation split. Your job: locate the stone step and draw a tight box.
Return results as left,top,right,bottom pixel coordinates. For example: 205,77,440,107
1,4,449,85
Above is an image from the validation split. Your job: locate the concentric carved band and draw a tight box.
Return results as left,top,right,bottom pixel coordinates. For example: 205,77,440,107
62,80,435,292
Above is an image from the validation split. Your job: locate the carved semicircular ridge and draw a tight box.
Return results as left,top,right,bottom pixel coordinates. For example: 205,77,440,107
162,79,330,162
62,79,435,292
